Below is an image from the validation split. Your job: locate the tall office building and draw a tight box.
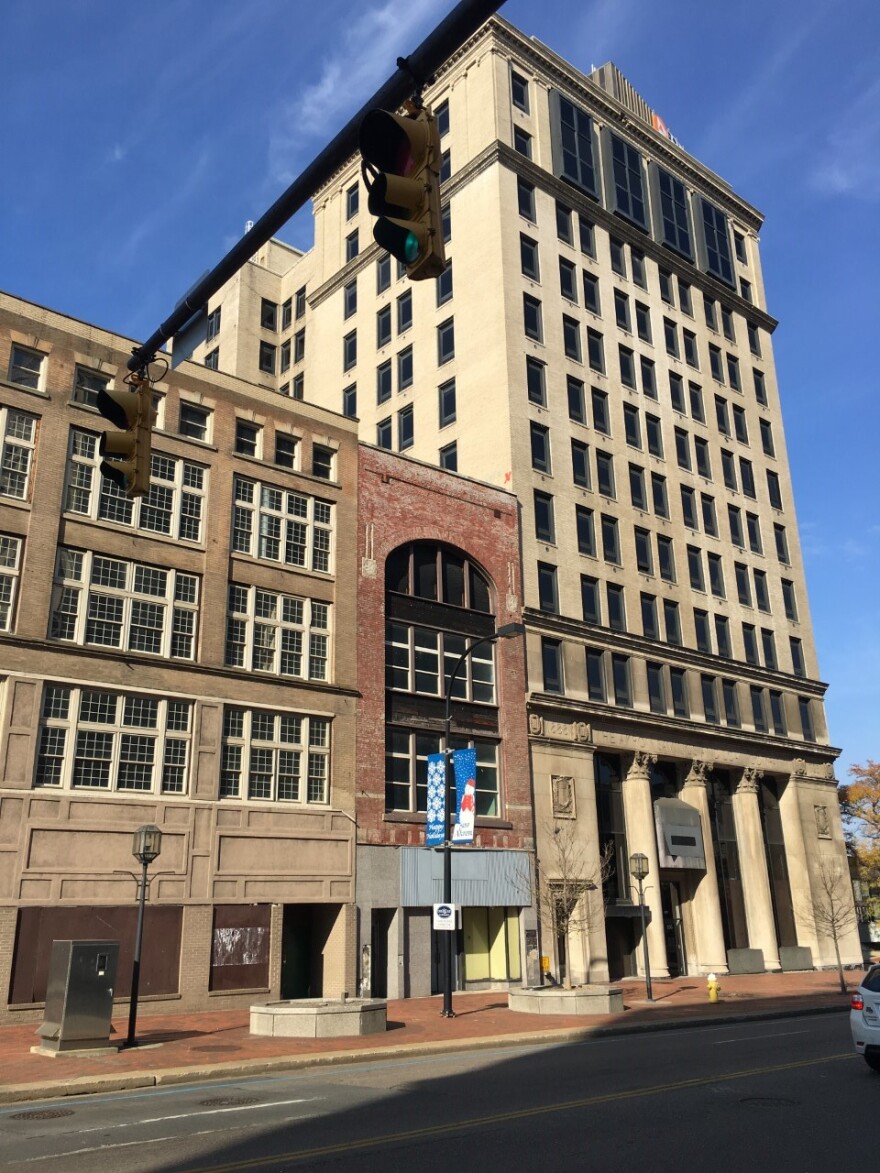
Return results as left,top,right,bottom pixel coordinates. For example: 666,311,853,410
177,16,859,982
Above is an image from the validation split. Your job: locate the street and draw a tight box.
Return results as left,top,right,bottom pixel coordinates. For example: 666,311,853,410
0,1011,869,1171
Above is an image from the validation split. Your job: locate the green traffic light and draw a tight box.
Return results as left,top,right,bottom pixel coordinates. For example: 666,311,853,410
404,233,420,263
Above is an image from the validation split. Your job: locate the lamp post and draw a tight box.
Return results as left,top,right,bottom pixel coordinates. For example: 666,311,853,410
126,824,162,1047
629,851,653,1002
441,621,525,1018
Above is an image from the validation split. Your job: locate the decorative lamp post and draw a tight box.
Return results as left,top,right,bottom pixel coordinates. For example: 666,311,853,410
441,621,525,1018
126,824,162,1047
629,851,653,1002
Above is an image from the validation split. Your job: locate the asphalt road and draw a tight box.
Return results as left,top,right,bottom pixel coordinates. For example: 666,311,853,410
0,1011,870,1172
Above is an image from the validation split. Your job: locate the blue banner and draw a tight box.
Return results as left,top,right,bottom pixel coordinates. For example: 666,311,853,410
452,748,477,844
426,753,446,846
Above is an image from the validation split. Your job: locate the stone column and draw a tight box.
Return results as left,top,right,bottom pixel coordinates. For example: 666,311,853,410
682,760,728,974
731,768,780,971
622,751,669,979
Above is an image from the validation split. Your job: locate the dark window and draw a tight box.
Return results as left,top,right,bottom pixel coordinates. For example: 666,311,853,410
436,100,450,138
707,551,724,597
704,296,717,331
295,287,306,319
699,198,734,285
683,330,698,368
591,387,609,433
576,505,595,555
612,654,632,707
678,280,693,316
635,302,652,342
586,648,605,701
343,330,357,372
770,691,787,735
559,257,578,302
556,202,573,243
665,599,682,645
767,470,783,510
746,512,762,554
441,204,451,243
670,668,689,717
715,615,731,657
437,318,455,364
520,234,540,280
581,575,600,624
596,450,615,498
754,569,770,612
579,215,595,256
398,405,414,451
511,70,529,112
275,432,297,468
695,610,712,653
517,177,536,220
259,341,276,374
534,490,555,543
715,395,730,435
439,442,457,471
664,317,679,358
179,402,209,440
760,418,775,457
734,231,747,263
293,328,305,364
735,563,752,606
609,134,647,228
345,230,359,262
750,687,767,732
377,361,392,403
312,444,334,480
437,262,453,306
377,254,391,293
635,526,653,574
681,485,697,529
439,148,451,185
527,357,547,406
631,248,646,286
542,638,563,693
378,418,393,449
701,674,719,722
523,295,543,342
579,275,600,322
646,414,663,458
651,473,668,518
206,306,222,341
748,322,761,356
629,463,647,510
607,584,626,631
291,373,304,400
563,316,582,361
754,369,767,405
658,535,675,583
721,449,737,490
799,697,815,741
790,637,806,678
656,167,692,256
727,354,741,391
571,440,590,487
623,403,641,448
610,237,626,277
345,182,359,219
587,328,605,373
740,458,756,498
530,423,551,473
641,356,657,398
538,562,558,613
689,382,705,422
551,92,598,196
728,505,744,547
642,596,659,640
742,624,759,665
397,290,413,334
709,345,723,383
397,346,413,390
235,421,259,458
342,384,357,418
344,280,357,319
774,524,790,564
567,376,586,423
701,493,718,537
260,299,278,331
722,306,735,342
438,378,456,427
687,545,704,591
723,679,740,727
614,289,631,331
694,436,711,479
601,515,620,564
761,628,777,670
669,372,685,413
659,268,674,305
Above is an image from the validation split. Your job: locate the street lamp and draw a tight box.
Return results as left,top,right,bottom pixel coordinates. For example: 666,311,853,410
441,621,525,1018
126,824,162,1047
629,851,653,1002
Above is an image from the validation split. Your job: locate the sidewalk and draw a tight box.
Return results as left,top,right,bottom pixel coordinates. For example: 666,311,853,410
0,970,855,1106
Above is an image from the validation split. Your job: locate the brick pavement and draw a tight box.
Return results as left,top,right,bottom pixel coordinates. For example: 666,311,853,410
0,969,857,1105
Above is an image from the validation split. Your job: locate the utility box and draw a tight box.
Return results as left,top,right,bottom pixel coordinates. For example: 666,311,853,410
34,940,119,1055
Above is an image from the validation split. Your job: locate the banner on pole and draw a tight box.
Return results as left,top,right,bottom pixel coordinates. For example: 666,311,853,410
426,753,446,846
452,748,477,844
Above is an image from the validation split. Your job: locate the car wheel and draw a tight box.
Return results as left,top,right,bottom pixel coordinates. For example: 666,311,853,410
864,1053,880,1073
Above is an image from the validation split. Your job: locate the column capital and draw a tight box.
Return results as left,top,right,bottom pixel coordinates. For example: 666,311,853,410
626,750,657,781
736,766,763,795
684,759,713,789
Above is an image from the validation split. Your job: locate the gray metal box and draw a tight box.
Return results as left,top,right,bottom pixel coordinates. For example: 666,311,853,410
779,945,813,972
726,947,765,974
36,940,119,1053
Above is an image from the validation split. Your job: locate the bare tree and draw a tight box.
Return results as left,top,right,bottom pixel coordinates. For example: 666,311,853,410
537,821,615,989
811,856,859,993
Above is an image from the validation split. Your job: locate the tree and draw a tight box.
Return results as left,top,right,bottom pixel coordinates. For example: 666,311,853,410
537,821,614,989
811,856,859,993
840,760,880,928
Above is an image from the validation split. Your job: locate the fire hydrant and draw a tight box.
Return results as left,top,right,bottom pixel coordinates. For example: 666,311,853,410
707,973,721,1003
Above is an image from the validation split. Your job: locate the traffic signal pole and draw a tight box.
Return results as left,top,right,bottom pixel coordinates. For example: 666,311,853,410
127,0,506,373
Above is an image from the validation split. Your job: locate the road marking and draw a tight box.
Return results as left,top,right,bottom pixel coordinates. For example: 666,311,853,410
68,1095,321,1135
180,1051,855,1172
714,1029,809,1044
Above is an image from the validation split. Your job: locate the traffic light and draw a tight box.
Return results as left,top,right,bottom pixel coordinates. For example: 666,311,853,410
95,371,153,498
359,104,446,281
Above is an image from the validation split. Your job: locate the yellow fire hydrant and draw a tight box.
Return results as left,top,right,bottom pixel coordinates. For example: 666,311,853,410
707,973,721,1003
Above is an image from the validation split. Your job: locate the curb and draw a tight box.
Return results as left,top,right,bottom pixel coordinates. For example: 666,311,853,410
0,1000,850,1107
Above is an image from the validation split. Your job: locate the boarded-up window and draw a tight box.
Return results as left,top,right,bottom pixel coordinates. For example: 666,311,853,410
209,905,271,992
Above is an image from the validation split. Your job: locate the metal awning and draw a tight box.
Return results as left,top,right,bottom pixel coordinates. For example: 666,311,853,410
654,797,706,870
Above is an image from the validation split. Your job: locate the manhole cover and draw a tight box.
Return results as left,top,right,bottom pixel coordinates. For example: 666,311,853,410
10,1109,75,1121
192,1046,239,1054
740,1096,799,1109
199,1096,259,1108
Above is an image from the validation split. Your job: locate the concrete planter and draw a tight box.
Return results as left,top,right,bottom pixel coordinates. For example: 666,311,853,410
250,999,387,1038
508,986,624,1016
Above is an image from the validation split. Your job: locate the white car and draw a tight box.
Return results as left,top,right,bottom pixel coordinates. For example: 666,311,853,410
851,964,880,1072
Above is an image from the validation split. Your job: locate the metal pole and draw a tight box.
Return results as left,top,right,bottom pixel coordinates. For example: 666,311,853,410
126,858,149,1047
637,875,653,1002
127,0,507,371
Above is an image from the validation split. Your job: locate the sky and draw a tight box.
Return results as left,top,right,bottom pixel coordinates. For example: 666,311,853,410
2,0,878,781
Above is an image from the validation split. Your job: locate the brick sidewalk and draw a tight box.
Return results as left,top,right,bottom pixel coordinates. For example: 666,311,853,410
0,969,855,1104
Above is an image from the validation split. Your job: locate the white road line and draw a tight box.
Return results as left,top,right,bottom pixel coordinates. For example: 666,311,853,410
14,1121,289,1164
73,1096,321,1134
713,1029,809,1044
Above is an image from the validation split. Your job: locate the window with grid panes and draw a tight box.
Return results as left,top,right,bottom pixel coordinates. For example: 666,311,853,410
35,685,192,794
51,548,198,659
609,135,647,227
551,92,598,195
0,408,37,500
65,431,205,541
221,707,330,803
232,476,333,572
0,534,23,631
699,199,734,285
8,344,45,389
275,432,298,469
179,401,211,441
226,585,330,680
72,365,108,408
656,167,692,256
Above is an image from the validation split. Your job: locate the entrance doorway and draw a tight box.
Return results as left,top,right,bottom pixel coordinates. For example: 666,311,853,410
660,881,687,977
370,908,394,998
280,904,338,998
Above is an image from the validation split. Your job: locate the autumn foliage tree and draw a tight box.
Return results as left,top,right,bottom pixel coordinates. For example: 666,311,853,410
840,760,880,923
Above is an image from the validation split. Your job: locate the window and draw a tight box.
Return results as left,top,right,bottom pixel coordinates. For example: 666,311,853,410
581,575,600,623
436,99,449,138
559,257,578,302
709,345,723,383
260,299,278,331
551,92,598,196
607,584,626,631
735,562,752,606
576,504,595,555
281,299,292,331
397,345,413,390
232,475,333,572
612,654,632,707
670,668,689,717
683,330,698,368
629,463,646,510
721,450,737,492
542,638,563,693
517,177,536,220
204,348,220,370
511,69,529,111
258,341,276,374
645,415,663,458
722,679,740,727
438,379,456,427
748,322,761,357
635,302,651,343
275,433,298,469
439,149,451,185
437,261,453,305
552,203,573,246
523,295,543,342
704,296,717,331
798,697,815,741
207,306,224,341
761,628,777,670
225,586,329,682
740,458,756,498
634,526,653,574
433,319,454,366
624,403,641,448
51,549,198,660
587,329,605,374
694,436,711,479
583,272,600,315
665,599,682,647
377,360,392,404
664,318,679,358
699,198,734,285
689,382,705,422
750,687,767,733
701,493,718,537
753,569,770,612
66,433,206,542
221,707,329,804
715,615,731,657
292,373,304,399
73,365,108,408
669,372,685,413
707,552,725,597
377,418,392,449
538,562,558,613
439,441,457,471
770,691,787,735
655,167,692,256
513,126,532,157
659,268,674,305
377,254,391,293
294,287,306,319
398,405,414,451
746,512,762,554
614,289,631,331
563,316,582,361
293,330,305,364
759,418,775,457
641,356,657,398
345,230,359,262
527,357,547,406
178,402,210,442
596,450,615,498
531,422,551,473
377,305,392,348
520,234,540,280
609,134,647,228
727,355,741,392
610,238,627,277
579,215,595,256
397,290,413,334
346,182,359,219
687,545,705,591
774,524,790,564
589,388,608,434
235,420,261,458
586,648,605,701
312,445,334,481
767,470,783,510
734,231,747,263
728,505,744,548
601,514,620,564
790,637,806,678
722,306,735,342
651,472,668,518
0,534,22,630
715,395,730,435
571,439,589,487
754,369,768,405
681,485,697,529
701,674,719,723
441,203,451,243
642,595,659,640
35,685,193,794
567,376,586,423
534,491,555,543
280,340,291,373
343,330,357,371
658,535,675,583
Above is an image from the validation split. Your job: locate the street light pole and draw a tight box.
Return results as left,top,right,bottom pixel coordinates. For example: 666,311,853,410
441,621,524,1018
126,825,163,1048
630,851,653,1002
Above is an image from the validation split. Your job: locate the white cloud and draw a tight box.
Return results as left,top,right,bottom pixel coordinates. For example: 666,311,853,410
809,79,880,200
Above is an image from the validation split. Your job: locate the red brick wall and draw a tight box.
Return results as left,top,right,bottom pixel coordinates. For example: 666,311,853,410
357,446,531,852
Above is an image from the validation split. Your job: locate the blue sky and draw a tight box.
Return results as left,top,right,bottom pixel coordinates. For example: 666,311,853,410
2,0,877,779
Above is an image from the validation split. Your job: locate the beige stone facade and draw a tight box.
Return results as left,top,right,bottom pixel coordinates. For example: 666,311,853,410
173,16,859,982
0,292,359,1021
